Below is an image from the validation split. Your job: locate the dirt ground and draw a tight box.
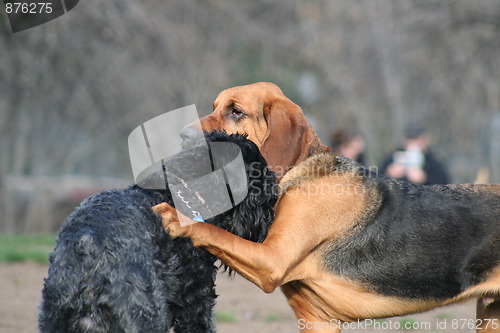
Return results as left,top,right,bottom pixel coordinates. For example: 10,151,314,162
0,262,478,333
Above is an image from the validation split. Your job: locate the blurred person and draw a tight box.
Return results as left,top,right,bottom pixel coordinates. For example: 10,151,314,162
381,125,450,185
329,129,366,165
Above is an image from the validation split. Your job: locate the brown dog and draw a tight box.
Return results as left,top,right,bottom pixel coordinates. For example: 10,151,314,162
156,82,500,332
190,82,331,181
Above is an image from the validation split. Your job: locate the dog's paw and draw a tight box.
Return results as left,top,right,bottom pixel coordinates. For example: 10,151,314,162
152,203,179,229
152,202,172,214
166,221,209,246
165,221,189,238
152,202,175,215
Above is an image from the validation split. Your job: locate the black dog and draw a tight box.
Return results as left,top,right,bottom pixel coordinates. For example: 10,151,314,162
39,132,277,333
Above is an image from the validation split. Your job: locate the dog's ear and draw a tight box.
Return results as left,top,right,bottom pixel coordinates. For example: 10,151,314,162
260,98,316,181
239,160,276,243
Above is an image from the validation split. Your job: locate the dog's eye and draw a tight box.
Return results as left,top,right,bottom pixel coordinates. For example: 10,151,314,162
230,107,244,119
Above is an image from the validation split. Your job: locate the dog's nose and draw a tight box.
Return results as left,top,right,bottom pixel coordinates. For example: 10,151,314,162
179,126,199,141
179,125,205,149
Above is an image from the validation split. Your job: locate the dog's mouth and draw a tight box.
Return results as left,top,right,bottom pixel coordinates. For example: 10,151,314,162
179,124,206,150
180,129,206,151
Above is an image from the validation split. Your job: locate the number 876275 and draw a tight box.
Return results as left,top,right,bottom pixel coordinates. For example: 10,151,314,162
5,2,53,14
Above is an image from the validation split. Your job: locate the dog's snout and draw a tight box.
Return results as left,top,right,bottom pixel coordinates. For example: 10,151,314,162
180,126,199,140
179,125,205,149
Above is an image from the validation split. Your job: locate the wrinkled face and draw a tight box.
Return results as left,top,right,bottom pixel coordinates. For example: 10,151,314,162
200,82,285,148
184,82,317,182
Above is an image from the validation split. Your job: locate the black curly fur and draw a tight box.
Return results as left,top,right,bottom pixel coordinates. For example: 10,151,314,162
39,131,277,333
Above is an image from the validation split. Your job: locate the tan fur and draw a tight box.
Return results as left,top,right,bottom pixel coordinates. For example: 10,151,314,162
199,82,331,181
155,83,500,332
278,153,351,195
154,153,500,332
282,256,500,325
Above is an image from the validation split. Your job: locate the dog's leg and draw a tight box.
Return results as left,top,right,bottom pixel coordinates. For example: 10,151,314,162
477,297,500,333
282,283,342,333
154,184,364,295
154,201,313,293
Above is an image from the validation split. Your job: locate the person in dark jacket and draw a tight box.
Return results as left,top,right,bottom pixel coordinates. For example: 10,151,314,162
381,125,450,185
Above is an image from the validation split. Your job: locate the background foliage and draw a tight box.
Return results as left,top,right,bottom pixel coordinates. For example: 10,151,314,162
1,0,499,232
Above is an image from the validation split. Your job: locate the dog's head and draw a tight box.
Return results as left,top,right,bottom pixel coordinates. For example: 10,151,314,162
153,131,277,243
203,131,277,243
178,82,328,181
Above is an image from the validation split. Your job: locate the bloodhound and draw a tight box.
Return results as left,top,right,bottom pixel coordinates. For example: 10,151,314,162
155,82,500,332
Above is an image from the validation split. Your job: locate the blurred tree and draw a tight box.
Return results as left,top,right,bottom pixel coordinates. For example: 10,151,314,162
1,0,499,232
